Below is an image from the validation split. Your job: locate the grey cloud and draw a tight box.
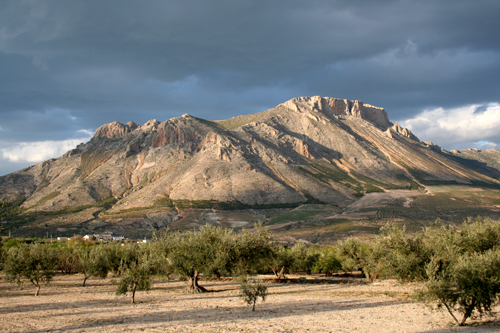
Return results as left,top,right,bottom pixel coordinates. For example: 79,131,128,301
1,0,500,175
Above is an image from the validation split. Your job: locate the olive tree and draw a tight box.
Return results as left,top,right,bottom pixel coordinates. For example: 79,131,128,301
77,245,110,286
289,241,318,274
266,243,294,280
418,248,500,326
159,224,235,292
4,243,58,296
230,224,273,277
115,245,155,304
372,223,431,281
313,245,341,276
240,278,267,311
416,217,500,326
336,238,372,280
57,245,81,275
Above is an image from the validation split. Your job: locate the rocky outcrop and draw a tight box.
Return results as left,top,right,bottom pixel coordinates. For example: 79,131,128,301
152,123,203,148
284,96,391,127
388,122,419,141
93,121,137,139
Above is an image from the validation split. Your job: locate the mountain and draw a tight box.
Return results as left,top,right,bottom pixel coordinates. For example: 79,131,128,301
1,96,500,238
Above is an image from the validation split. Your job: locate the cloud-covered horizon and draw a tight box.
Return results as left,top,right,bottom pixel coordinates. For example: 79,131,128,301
402,103,500,150
1,136,92,163
1,0,499,175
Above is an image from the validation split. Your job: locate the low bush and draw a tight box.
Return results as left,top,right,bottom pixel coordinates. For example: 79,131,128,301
239,278,267,311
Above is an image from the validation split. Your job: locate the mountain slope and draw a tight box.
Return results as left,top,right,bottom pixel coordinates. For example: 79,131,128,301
1,96,500,236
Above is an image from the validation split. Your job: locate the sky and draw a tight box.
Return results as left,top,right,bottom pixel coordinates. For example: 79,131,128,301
1,0,500,176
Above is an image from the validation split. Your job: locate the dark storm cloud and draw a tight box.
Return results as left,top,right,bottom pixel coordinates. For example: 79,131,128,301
1,0,500,175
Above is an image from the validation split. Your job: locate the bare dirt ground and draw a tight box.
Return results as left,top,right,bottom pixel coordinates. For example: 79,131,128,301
1,274,499,333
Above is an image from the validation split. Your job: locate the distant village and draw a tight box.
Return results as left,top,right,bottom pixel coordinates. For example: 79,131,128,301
56,233,147,243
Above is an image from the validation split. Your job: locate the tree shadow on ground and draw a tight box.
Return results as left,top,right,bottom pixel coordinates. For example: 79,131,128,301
22,296,408,332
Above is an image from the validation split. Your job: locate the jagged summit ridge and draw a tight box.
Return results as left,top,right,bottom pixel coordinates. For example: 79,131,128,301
283,96,391,128
93,96,392,141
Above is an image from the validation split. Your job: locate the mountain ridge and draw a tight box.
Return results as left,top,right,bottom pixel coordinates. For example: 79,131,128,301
1,95,500,237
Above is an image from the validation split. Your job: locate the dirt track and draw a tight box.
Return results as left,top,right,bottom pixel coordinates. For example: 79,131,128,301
1,274,499,332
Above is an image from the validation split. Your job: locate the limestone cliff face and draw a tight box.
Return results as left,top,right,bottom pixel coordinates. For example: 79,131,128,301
1,96,499,217
283,96,391,127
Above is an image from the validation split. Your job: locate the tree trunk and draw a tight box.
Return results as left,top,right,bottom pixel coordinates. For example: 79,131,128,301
31,279,41,296
187,271,207,293
252,299,256,311
443,301,460,325
273,266,286,280
132,284,137,304
460,299,476,326
82,275,88,287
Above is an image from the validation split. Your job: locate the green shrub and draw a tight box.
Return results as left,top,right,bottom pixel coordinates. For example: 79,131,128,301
336,238,372,280
373,224,430,281
239,278,267,311
312,245,341,276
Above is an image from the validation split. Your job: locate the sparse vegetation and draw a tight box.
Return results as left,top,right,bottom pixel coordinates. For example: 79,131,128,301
171,198,300,210
95,197,118,208
268,204,339,225
0,197,26,221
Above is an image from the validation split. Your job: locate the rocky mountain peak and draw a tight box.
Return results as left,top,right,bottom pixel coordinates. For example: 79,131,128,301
282,96,391,128
93,121,137,139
